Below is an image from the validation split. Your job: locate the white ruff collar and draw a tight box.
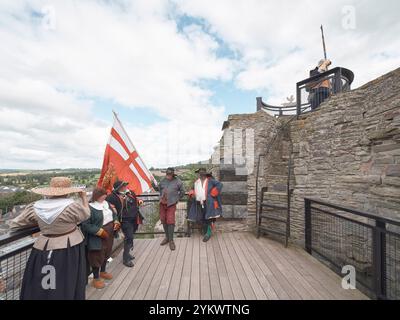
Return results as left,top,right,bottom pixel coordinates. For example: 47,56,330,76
33,198,74,225
89,201,110,211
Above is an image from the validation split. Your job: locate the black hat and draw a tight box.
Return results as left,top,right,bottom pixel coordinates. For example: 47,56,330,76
113,180,128,191
166,167,176,175
195,168,211,176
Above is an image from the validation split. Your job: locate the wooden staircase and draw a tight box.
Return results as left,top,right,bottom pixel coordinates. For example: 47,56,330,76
256,123,294,247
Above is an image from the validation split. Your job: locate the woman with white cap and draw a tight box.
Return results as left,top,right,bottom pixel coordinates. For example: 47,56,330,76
9,177,90,300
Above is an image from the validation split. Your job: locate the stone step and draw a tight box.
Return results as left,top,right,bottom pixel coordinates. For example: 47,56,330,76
259,214,287,223
219,169,248,182
263,191,288,197
220,181,247,193
222,205,247,219
260,201,288,210
258,226,287,237
221,193,247,205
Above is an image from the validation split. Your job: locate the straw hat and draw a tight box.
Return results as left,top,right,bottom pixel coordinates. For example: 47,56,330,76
32,177,83,196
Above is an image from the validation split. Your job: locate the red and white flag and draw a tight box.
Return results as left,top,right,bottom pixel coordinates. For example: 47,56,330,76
98,112,156,194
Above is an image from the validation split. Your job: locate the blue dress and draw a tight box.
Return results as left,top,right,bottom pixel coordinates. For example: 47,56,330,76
187,178,223,222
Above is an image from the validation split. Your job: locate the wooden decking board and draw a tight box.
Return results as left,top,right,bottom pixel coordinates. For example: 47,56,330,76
265,238,338,300
211,233,234,299
113,239,157,300
156,237,182,300
166,238,188,300
189,235,201,300
221,233,257,300
87,239,149,300
249,234,303,299
199,236,212,300
144,239,173,300
215,233,245,300
205,237,223,300
117,238,161,300
86,232,368,300
232,233,279,300
227,233,267,299
105,242,154,300
130,238,167,300
240,235,291,299
178,234,193,300
291,246,367,300
256,235,324,300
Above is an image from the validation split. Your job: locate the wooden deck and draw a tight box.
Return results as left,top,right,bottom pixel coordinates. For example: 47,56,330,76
86,232,368,300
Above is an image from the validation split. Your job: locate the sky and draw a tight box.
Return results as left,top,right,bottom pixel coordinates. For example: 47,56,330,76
0,0,399,170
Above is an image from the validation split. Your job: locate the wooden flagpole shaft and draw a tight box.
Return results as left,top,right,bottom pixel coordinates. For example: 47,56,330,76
321,25,327,60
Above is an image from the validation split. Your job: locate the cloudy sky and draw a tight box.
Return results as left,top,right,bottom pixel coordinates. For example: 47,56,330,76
0,0,399,170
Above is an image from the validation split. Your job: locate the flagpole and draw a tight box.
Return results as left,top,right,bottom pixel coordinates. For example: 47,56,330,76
112,110,158,187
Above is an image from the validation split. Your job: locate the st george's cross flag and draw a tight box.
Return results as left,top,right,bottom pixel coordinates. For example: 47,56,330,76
98,112,156,194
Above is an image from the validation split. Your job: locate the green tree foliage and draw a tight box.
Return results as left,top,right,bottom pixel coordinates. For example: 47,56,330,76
0,191,42,215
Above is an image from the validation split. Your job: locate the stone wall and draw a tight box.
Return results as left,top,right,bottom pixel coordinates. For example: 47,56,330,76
289,67,400,245
211,111,279,232
212,67,400,243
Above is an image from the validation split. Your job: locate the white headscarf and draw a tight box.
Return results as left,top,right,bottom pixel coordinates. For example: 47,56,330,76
33,198,74,225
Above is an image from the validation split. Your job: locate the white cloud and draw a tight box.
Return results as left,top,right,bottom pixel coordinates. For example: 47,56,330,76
0,0,399,170
0,0,233,169
175,0,400,103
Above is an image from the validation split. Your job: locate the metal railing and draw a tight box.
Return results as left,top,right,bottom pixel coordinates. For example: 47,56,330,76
257,67,354,117
305,198,400,300
296,67,354,116
0,226,39,300
256,97,299,117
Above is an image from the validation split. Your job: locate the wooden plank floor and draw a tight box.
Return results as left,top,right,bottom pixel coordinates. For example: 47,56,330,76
86,232,368,300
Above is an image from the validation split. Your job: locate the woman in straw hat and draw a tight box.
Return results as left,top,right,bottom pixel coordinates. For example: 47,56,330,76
9,177,90,300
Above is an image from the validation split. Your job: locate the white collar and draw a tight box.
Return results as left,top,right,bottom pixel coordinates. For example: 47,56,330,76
89,201,109,211
34,198,74,225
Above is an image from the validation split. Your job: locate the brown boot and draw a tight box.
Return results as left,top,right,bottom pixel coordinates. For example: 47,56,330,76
169,240,176,251
160,238,169,246
100,272,113,280
92,278,105,289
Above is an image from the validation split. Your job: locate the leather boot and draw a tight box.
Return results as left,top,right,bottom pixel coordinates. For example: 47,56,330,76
203,225,212,242
92,278,105,289
100,272,113,280
160,238,169,246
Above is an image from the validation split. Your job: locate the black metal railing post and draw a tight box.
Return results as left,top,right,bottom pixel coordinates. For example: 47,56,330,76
296,85,301,117
333,68,343,94
304,198,312,254
373,220,387,299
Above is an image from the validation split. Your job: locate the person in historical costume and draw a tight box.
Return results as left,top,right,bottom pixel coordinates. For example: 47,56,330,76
106,180,144,267
188,168,223,242
153,168,185,251
81,188,120,289
308,59,332,110
9,177,90,300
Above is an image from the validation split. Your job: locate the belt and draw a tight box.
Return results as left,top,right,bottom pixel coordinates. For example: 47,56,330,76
43,227,77,238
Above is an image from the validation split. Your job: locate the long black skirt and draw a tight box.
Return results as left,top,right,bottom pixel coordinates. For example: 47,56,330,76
20,241,86,300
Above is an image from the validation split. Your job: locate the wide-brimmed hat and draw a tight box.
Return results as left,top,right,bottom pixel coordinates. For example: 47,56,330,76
113,180,129,191
195,168,212,176
165,167,176,175
32,177,83,196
